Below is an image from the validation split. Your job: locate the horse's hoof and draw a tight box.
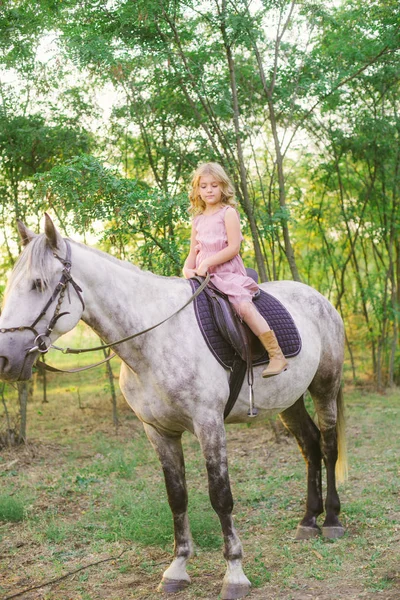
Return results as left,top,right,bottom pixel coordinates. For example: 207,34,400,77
157,577,190,593
221,582,251,600
322,525,345,539
295,525,321,540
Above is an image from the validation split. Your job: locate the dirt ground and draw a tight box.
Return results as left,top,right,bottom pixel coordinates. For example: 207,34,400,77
0,388,399,600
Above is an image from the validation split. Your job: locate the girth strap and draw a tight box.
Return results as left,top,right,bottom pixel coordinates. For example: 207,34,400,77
224,357,247,420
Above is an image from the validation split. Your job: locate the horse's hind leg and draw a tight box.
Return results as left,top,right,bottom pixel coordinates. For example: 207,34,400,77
279,395,324,539
143,424,193,593
195,418,251,600
309,381,347,539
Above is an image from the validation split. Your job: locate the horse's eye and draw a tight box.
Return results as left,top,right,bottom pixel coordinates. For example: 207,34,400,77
32,279,45,292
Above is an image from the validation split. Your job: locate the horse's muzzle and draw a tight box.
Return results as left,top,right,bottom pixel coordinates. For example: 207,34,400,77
0,351,35,382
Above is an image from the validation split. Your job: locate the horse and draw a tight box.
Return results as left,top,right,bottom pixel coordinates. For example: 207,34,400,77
0,215,347,599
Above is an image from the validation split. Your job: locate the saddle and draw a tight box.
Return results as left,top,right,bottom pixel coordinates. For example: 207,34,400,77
189,270,302,419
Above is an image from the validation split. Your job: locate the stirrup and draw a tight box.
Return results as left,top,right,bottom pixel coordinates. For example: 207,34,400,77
247,383,258,417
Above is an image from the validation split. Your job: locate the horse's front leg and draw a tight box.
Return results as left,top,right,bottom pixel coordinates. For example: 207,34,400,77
195,418,251,600
143,423,193,592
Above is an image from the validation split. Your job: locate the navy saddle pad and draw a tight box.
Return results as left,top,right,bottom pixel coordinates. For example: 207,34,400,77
189,280,302,369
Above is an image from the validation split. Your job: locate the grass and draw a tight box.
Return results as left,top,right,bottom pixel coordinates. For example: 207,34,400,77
0,495,25,522
0,333,399,598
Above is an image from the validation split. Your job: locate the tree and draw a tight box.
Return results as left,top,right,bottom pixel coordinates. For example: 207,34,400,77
34,154,189,275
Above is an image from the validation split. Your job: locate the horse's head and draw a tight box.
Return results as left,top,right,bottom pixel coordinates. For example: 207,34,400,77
0,214,85,381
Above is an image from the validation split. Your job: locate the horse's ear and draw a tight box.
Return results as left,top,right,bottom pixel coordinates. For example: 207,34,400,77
44,213,63,250
17,220,37,246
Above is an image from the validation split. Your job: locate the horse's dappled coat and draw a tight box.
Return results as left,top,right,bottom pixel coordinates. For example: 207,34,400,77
0,216,347,599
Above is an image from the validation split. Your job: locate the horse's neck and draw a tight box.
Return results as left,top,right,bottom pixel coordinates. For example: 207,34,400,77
72,243,182,347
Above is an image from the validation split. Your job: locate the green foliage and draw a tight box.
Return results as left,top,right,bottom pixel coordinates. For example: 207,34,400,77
34,154,189,274
0,1,45,71
0,0,399,384
0,114,92,182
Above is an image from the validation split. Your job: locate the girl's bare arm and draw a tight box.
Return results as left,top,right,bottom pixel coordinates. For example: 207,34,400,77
183,224,198,278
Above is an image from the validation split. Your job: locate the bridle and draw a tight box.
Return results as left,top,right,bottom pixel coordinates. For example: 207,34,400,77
30,240,85,353
1,239,210,376
0,240,84,354
0,240,85,376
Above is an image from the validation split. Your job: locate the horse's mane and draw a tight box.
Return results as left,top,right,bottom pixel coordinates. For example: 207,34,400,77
68,240,143,274
4,235,54,304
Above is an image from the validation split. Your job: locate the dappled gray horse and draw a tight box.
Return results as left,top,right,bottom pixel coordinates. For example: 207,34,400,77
0,215,347,599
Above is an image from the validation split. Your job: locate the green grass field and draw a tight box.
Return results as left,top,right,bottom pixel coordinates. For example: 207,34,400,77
0,331,399,599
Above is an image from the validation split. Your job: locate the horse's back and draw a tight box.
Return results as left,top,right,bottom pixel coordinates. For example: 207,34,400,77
259,280,343,336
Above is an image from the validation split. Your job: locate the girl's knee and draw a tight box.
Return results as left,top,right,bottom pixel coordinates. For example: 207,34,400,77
235,301,253,319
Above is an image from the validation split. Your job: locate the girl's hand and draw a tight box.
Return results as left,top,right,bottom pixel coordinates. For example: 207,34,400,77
183,267,197,279
195,261,210,277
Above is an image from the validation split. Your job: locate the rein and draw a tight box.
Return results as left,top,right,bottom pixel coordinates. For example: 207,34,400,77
3,238,210,375
53,274,211,355
46,272,211,373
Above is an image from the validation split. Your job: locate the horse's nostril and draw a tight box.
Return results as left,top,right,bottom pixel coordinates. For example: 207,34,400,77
0,356,9,373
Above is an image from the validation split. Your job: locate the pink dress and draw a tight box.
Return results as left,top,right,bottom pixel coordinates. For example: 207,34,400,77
193,205,259,315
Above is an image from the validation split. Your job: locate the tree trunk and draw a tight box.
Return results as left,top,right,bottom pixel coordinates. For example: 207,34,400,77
391,237,400,385
103,348,119,431
1,384,13,447
41,355,48,403
18,382,28,443
268,100,301,281
251,41,301,281
221,29,267,281
160,10,268,280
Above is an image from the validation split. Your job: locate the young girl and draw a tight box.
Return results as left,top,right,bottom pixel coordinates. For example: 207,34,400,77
183,162,288,377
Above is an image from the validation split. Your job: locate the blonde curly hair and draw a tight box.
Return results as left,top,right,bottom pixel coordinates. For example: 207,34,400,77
189,162,236,215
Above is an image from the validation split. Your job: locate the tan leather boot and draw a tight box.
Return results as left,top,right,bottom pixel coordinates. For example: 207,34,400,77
259,330,288,377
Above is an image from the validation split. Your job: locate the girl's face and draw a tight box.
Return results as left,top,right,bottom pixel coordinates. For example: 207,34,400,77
199,174,223,209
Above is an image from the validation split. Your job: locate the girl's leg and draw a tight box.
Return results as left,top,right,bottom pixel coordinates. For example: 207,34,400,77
236,301,270,336
236,300,288,377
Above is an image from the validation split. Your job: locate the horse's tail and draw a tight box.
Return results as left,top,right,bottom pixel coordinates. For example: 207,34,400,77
335,386,348,484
